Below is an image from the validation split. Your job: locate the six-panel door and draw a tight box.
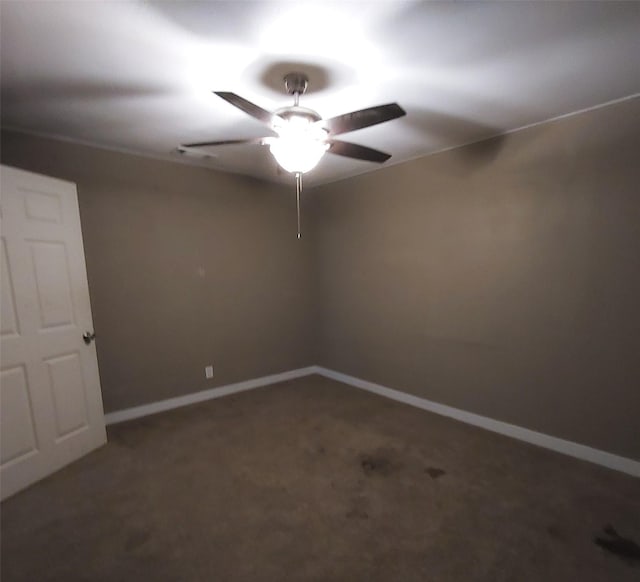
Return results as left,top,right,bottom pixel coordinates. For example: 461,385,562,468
1,165,106,500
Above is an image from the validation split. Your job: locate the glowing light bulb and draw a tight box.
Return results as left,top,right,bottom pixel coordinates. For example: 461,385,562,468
269,115,329,174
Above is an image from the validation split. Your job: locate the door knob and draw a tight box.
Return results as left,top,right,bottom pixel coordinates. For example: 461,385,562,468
82,331,96,345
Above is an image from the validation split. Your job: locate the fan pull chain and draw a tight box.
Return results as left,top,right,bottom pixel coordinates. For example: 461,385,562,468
295,172,302,239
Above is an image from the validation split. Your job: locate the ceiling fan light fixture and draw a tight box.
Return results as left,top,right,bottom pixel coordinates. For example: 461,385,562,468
269,114,329,174
180,73,405,236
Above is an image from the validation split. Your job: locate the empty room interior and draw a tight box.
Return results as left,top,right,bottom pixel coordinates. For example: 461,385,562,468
1,1,639,580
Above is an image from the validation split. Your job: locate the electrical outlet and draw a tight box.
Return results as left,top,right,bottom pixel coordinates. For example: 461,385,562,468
205,365,214,379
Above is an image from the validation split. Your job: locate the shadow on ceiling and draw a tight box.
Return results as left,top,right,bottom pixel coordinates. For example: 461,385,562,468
247,60,352,96
1,80,173,105
399,106,507,167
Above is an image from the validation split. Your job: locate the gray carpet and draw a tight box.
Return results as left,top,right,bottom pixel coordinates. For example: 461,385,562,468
2,375,639,581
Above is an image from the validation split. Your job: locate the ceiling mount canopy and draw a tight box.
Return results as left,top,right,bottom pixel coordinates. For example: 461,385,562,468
283,71,309,101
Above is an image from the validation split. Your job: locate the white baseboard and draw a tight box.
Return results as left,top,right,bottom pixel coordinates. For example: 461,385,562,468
315,367,640,478
104,366,319,425
104,364,639,478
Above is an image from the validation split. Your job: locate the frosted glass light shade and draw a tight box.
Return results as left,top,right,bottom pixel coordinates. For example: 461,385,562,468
270,138,328,173
269,114,329,173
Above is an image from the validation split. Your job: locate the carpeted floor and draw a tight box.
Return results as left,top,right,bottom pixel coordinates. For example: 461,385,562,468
2,375,639,581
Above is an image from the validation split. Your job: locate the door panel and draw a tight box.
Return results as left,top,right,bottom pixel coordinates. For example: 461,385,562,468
30,241,76,329
1,165,106,500
0,366,38,466
45,352,89,439
1,238,20,337
23,189,64,224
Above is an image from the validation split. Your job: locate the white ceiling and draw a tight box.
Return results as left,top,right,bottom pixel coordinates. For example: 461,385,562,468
1,1,639,187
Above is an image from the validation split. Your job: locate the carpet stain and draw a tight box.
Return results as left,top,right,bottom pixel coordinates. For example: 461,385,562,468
346,508,369,519
360,455,392,476
425,467,446,479
594,525,640,565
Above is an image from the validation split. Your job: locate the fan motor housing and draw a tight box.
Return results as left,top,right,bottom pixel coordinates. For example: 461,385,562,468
274,106,322,124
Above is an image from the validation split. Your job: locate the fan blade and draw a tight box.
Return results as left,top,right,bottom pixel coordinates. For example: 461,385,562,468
328,140,392,163
182,138,266,148
321,103,406,135
214,92,275,125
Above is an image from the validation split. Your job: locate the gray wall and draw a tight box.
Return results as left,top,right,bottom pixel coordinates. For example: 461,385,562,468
1,131,316,412
3,97,639,460
309,97,640,460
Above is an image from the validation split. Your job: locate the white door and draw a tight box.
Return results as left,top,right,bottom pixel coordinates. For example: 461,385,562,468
1,165,106,500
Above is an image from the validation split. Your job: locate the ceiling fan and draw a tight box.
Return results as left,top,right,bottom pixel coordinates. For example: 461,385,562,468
181,72,406,237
